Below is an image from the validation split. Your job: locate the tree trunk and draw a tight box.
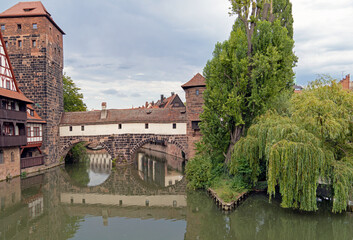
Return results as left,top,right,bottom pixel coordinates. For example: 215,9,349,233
225,125,244,164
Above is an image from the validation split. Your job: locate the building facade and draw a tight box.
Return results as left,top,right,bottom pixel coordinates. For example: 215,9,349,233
0,2,64,165
0,30,32,180
181,73,206,158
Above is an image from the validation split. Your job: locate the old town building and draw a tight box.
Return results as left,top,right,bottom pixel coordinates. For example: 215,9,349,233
0,30,32,180
0,2,64,165
181,73,206,158
20,104,45,169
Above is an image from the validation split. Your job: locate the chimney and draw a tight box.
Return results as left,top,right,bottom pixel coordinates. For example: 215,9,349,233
145,101,148,108
171,92,175,96
101,102,107,119
161,94,164,103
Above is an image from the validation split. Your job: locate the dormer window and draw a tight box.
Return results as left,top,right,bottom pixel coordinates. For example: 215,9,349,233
24,8,35,12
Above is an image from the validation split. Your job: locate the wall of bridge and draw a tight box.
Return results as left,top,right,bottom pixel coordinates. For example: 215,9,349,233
60,123,187,137
59,134,188,163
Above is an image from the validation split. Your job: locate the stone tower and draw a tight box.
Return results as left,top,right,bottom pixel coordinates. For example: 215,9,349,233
0,2,64,164
181,73,206,159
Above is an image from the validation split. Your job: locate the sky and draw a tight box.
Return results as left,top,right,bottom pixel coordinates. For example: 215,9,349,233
2,0,353,110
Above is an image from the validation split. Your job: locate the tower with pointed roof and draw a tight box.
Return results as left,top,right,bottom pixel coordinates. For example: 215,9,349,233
182,73,206,158
0,1,65,164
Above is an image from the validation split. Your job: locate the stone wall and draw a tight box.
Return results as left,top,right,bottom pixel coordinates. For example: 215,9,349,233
60,134,188,163
1,16,64,165
0,147,21,180
184,86,206,159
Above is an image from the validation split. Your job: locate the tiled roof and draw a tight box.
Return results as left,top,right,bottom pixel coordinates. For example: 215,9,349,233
60,108,187,126
181,73,206,89
0,1,65,34
27,104,45,123
0,87,33,103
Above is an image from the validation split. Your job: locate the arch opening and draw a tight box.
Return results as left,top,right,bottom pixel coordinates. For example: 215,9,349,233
63,141,113,187
132,138,186,188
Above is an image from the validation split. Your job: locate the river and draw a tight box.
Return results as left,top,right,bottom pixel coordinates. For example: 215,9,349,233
0,149,352,240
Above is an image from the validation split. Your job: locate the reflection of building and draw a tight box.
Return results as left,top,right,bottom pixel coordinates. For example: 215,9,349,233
137,151,183,187
89,152,112,174
0,31,32,180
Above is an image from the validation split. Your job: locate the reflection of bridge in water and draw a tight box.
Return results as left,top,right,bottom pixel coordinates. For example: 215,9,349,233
88,152,112,174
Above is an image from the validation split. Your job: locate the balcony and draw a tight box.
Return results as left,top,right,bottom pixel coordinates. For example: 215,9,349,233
21,156,44,169
0,109,26,121
0,135,27,147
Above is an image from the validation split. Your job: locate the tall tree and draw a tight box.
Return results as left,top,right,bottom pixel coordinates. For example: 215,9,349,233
200,0,297,164
63,74,87,112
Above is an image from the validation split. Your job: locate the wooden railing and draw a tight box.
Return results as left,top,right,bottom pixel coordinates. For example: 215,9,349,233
21,156,44,169
0,109,26,121
0,135,26,147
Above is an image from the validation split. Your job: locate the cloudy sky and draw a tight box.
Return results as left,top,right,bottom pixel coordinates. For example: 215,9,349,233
2,0,353,109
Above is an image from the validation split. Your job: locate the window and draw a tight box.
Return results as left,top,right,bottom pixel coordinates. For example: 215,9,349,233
33,127,40,137
27,127,31,137
69,126,72,131
32,23,37,29
30,110,34,116
1,24,4,30
57,35,59,40
4,41,8,48
32,40,36,47
17,24,21,30
0,150,3,164
4,124,14,136
191,121,201,130
18,40,22,48
81,126,84,131
118,124,122,129
173,123,177,129
145,123,149,129
11,102,15,110
196,89,199,96
6,80,10,89
49,27,52,32
11,152,14,162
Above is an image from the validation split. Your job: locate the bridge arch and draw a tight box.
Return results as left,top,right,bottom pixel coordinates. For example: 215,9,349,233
60,136,113,161
130,136,187,161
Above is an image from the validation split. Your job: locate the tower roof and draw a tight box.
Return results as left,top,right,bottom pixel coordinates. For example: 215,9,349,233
181,73,206,89
0,1,65,34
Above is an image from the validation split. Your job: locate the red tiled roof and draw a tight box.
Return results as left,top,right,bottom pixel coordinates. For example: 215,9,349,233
181,73,206,89
60,108,187,126
0,1,65,34
0,88,33,103
27,104,45,123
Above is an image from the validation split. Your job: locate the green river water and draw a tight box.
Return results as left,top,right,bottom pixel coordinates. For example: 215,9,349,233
0,149,352,240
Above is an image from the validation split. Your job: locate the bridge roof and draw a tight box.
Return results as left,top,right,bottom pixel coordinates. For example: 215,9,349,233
60,107,187,125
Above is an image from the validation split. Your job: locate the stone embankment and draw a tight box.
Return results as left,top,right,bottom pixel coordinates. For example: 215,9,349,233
207,188,249,212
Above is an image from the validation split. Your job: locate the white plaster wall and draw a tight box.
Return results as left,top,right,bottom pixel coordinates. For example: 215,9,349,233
60,123,187,137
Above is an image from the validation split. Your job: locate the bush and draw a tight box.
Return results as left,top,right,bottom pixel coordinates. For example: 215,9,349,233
185,154,212,190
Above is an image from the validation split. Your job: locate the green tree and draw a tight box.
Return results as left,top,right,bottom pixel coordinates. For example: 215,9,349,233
63,74,87,112
199,0,297,164
230,78,353,212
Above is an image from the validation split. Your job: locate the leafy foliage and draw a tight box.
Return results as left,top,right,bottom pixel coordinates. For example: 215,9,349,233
230,79,353,212
185,154,212,190
63,74,87,112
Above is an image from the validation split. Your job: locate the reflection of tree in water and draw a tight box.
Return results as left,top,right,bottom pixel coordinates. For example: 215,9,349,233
185,192,353,240
65,160,90,187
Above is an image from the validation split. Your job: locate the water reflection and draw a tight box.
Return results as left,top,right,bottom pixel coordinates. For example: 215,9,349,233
135,149,184,188
0,148,352,239
65,150,112,187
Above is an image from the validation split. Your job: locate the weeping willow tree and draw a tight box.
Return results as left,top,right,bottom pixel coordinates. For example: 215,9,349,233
230,78,353,212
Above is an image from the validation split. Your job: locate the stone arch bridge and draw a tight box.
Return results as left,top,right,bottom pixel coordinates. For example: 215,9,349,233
59,107,190,163
60,134,187,163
